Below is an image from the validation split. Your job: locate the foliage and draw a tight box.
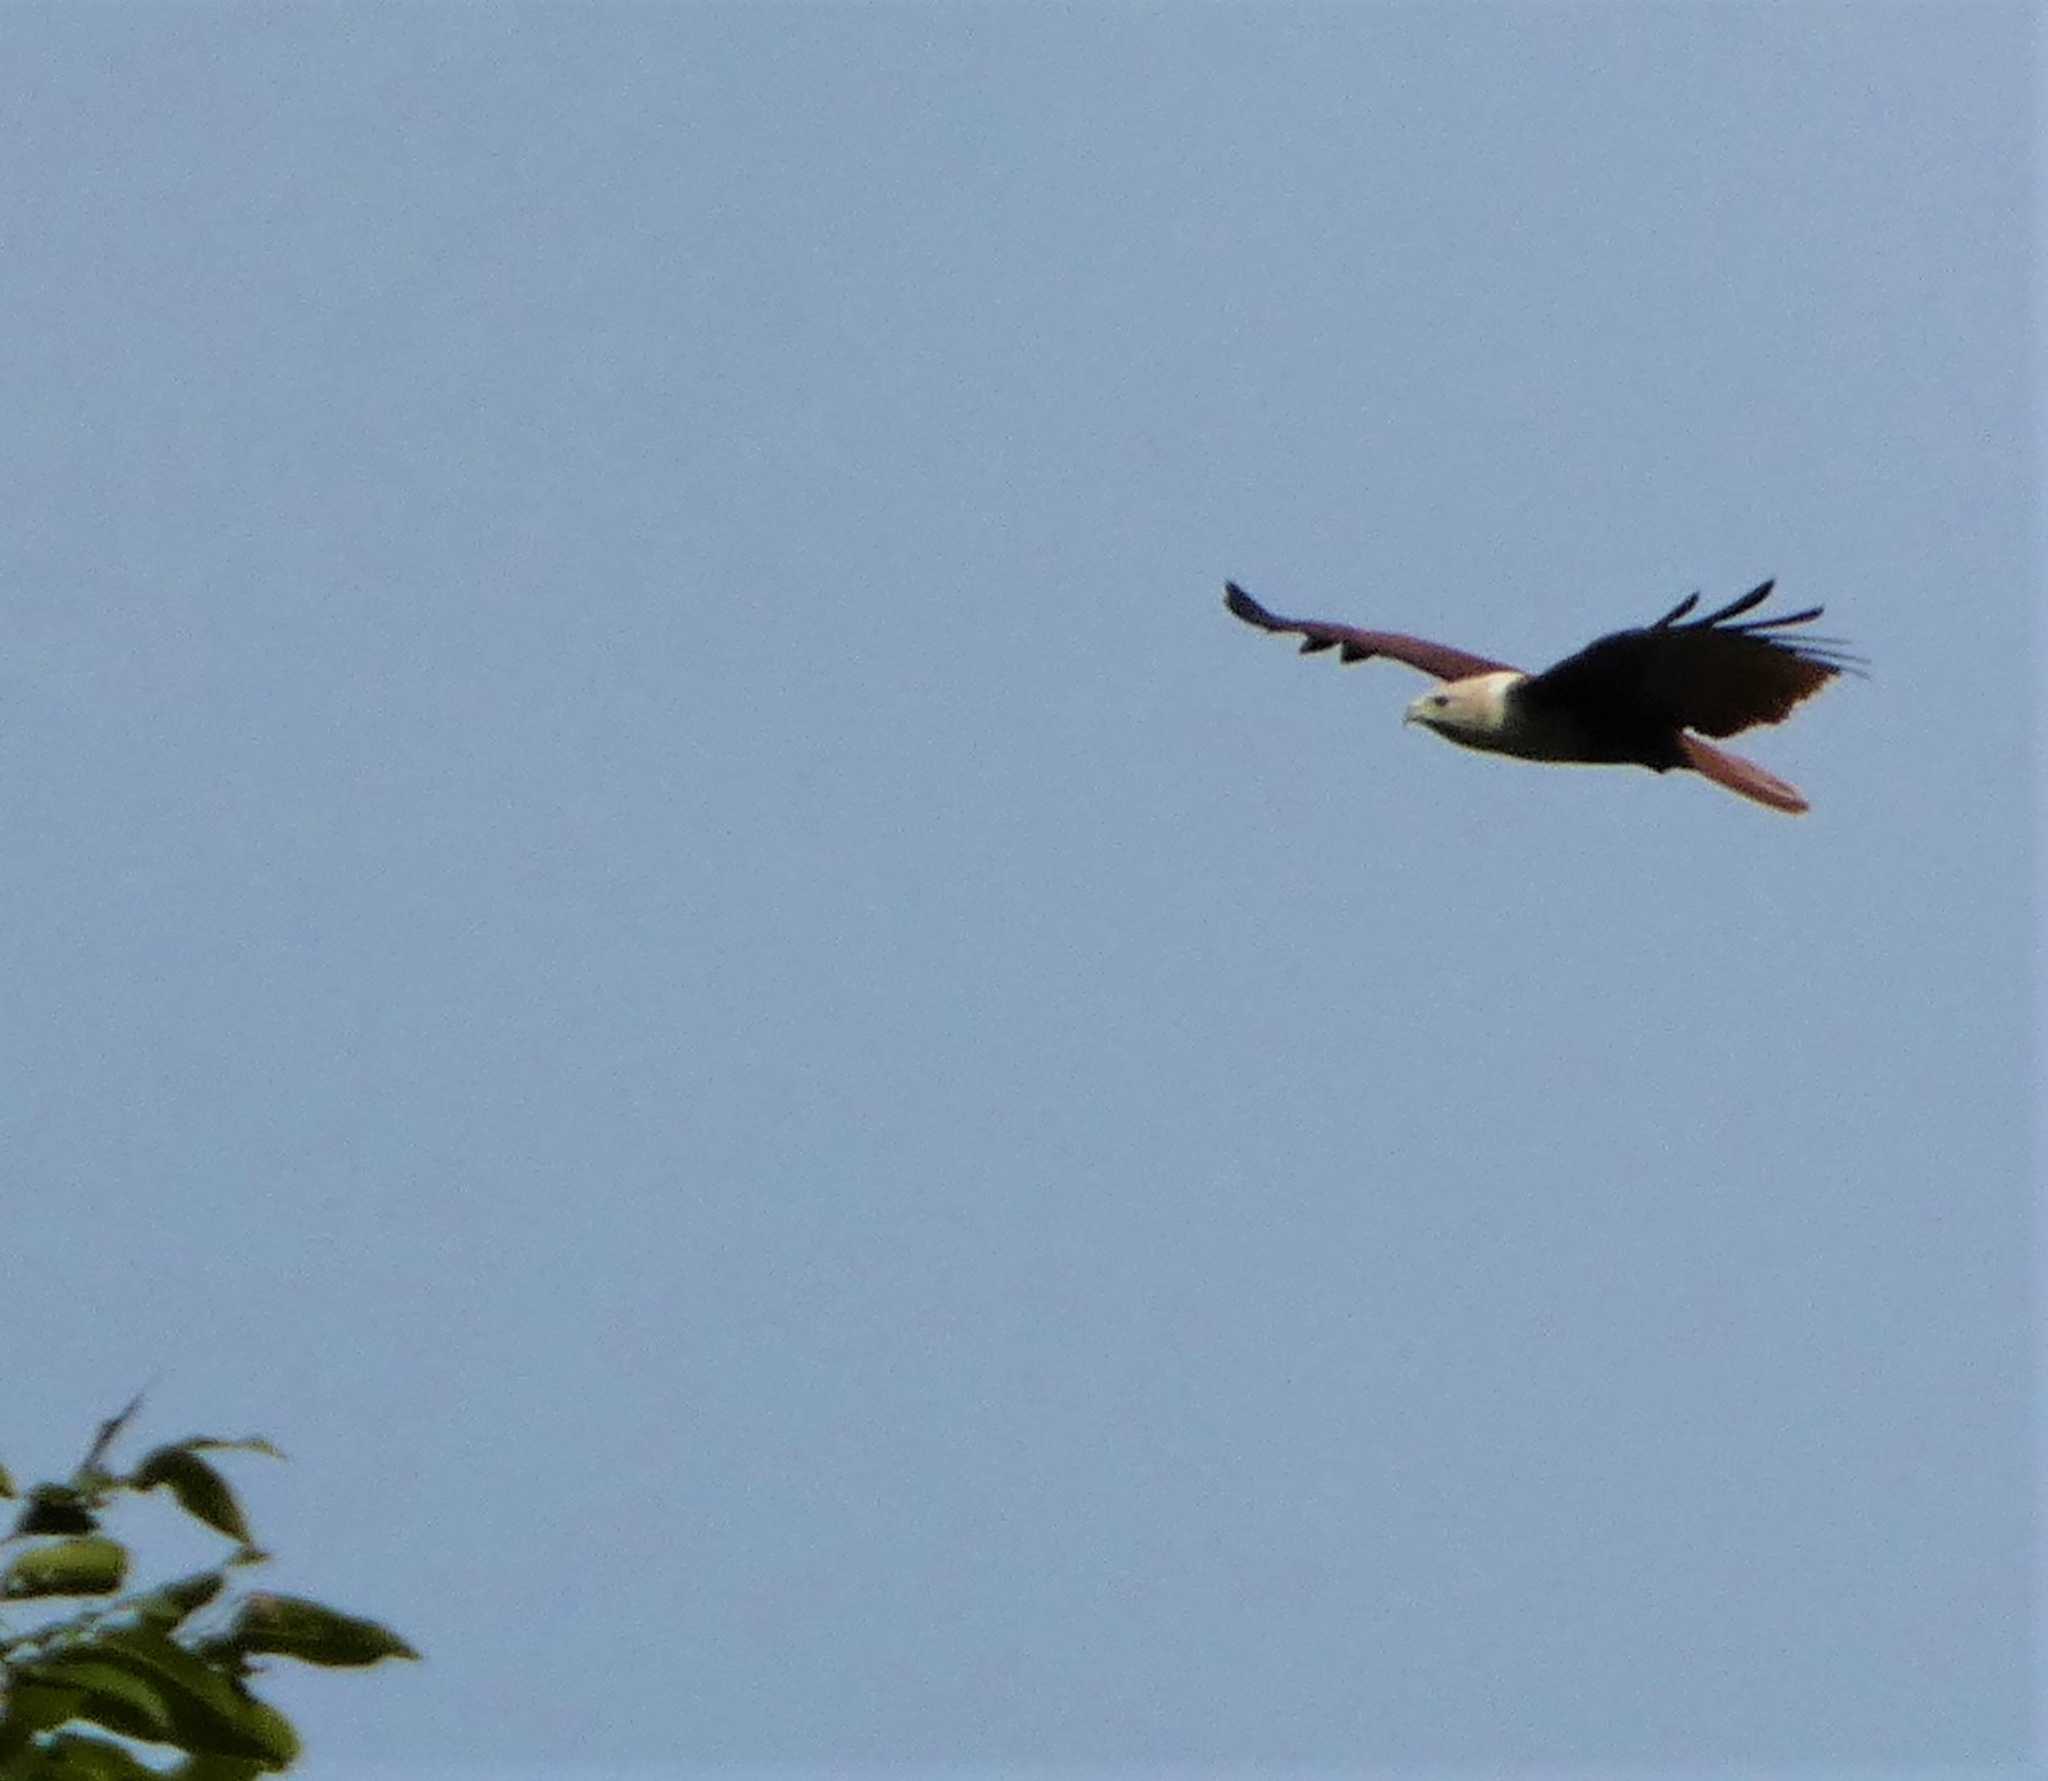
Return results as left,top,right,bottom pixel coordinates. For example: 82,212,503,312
0,1397,415,1776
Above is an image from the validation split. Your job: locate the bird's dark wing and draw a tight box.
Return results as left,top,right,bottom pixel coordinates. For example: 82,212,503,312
1224,582,1519,682
1519,579,1861,739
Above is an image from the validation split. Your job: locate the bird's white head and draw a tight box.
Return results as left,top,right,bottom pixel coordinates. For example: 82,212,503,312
1404,671,1523,748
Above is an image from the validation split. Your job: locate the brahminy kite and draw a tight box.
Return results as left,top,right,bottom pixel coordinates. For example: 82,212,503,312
1225,578,1857,814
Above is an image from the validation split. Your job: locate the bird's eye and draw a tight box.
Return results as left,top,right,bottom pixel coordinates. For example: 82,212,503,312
1432,694,1449,708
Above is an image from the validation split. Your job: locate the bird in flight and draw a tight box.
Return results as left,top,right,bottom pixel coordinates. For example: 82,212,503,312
1224,578,1858,813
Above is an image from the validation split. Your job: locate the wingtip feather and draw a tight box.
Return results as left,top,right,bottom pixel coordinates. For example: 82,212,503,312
1224,581,1271,625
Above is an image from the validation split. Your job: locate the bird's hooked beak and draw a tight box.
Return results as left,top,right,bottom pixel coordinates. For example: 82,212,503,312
1406,687,1458,730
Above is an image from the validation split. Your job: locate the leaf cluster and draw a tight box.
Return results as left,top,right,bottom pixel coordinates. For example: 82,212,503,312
1,1397,416,1776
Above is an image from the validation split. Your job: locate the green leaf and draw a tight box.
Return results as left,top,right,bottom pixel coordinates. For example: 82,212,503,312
129,1449,253,1547
0,1680,88,1748
15,1653,177,1745
0,1460,16,1497
213,1594,420,1667
12,1485,97,1538
224,1696,296,1769
2,1536,128,1598
91,1625,299,1766
133,1569,227,1632
177,1437,286,1463
30,1732,169,1779
165,1757,270,1781
0,1739,59,1779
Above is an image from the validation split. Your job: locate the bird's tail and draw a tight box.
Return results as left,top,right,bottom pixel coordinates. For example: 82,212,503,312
1676,733,1809,815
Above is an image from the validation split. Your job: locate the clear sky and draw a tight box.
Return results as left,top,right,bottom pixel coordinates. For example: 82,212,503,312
0,6,2036,1778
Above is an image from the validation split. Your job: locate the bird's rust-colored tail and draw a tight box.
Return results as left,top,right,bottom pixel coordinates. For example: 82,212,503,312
1677,733,1809,814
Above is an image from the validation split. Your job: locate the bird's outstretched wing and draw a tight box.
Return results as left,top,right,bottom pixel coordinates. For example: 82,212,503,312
1519,579,1862,739
1224,582,1519,682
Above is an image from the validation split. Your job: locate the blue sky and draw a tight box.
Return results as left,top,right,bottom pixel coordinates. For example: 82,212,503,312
0,6,2036,1778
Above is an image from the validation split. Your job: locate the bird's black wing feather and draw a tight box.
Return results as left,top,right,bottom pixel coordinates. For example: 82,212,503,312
1520,580,1861,739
